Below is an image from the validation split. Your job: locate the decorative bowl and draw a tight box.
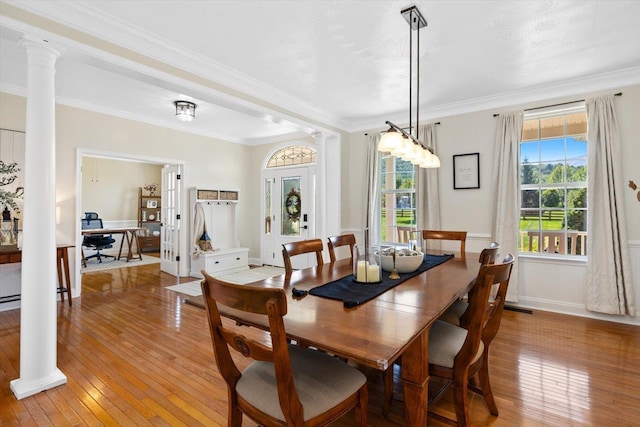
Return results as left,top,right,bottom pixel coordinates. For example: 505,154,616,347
378,248,424,273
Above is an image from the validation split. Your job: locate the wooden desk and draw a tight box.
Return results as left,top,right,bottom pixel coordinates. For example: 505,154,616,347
81,227,144,266
0,244,73,306
215,254,479,425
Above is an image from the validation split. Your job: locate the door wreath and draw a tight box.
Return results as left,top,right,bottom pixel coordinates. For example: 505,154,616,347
284,188,301,222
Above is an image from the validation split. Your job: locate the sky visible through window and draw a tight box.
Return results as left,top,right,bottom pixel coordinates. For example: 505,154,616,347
521,137,587,165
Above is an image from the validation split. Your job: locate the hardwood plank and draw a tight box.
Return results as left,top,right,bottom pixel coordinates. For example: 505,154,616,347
0,263,639,426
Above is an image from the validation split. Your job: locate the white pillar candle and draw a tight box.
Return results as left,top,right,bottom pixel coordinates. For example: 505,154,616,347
357,260,368,282
367,264,380,282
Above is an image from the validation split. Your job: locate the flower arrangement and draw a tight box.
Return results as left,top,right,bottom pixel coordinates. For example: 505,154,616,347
144,183,158,196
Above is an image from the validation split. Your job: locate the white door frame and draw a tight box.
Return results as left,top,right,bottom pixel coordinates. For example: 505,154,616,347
261,164,316,268
75,148,186,296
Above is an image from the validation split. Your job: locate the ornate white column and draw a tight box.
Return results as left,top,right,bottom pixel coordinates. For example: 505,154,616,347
312,131,327,240
312,131,341,240
11,34,66,400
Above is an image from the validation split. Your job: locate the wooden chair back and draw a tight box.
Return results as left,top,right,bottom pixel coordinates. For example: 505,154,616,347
327,234,356,263
455,260,512,366
422,230,467,260
478,242,500,265
282,239,324,275
482,253,514,349
430,256,514,425
200,271,368,425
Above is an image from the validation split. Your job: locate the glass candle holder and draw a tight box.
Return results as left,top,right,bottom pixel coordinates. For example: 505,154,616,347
353,244,381,283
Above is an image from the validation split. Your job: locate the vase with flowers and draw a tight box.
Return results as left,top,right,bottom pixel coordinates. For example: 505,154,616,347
144,183,158,197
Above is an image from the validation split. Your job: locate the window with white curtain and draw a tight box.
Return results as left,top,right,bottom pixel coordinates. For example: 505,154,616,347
519,106,588,256
380,154,416,244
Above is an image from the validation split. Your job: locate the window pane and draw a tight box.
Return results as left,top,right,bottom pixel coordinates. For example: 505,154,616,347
520,161,540,184
379,155,415,244
519,108,588,256
267,146,316,168
281,177,300,236
540,138,565,162
542,162,565,183
520,141,539,163
541,189,564,208
522,189,540,208
567,188,587,209
396,171,414,189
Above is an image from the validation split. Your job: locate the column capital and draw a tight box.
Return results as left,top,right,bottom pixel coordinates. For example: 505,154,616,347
311,131,326,142
19,34,61,65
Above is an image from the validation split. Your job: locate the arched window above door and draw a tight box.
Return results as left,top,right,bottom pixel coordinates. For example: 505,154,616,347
267,146,316,168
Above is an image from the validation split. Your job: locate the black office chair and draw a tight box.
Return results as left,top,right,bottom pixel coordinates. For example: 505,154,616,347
81,212,116,264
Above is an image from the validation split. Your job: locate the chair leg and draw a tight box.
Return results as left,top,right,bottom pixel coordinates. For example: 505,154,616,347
477,357,499,416
228,393,243,427
453,370,470,427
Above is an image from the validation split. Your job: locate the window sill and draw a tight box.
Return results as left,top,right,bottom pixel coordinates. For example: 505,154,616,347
519,252,587,265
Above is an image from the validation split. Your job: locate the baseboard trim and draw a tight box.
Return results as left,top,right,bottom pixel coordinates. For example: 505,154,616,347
504,305,533,314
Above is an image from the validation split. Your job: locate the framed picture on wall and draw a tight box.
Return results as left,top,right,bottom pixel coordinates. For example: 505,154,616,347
453,152,480,189
147,200,158,208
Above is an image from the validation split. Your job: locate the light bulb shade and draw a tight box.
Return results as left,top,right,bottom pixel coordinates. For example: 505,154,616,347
409,145,427,165
419,151,441,168
174,100,196,121
378,129,404,152
389,135,412,157
401,143,419,163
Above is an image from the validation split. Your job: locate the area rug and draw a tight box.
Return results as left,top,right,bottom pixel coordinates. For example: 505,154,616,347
80,254,160,273
167,266,285,297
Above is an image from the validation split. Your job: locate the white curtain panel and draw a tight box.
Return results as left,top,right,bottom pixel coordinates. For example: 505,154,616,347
416,123,441,251
586,96,635,316
491,112,523,302
365,133,381,245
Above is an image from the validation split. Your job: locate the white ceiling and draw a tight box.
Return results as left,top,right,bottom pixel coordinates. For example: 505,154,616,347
2,0,640,145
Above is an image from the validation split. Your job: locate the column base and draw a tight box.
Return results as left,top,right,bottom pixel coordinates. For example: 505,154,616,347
10,368,67,400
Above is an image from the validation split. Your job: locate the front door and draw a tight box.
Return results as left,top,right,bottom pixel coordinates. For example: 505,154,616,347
261,166,315,268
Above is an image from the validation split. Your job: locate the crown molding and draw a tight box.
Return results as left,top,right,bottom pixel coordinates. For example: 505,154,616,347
0,82,248,144
3,0,349,131
348,66,640,133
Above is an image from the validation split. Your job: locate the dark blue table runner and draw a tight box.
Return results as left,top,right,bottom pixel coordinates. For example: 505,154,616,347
308,253,453,308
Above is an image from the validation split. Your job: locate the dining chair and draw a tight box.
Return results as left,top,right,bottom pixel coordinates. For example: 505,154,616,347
327,234,356,263
282,239,324,275
200,271,368,426
384,256,514,426
422,230,467,260
439,242,501,325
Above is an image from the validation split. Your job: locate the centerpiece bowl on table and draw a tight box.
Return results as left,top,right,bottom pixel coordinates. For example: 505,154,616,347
378,248,424,273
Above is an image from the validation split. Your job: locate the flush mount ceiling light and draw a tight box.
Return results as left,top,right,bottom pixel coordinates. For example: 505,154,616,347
378,6,440,168
174,100,196,121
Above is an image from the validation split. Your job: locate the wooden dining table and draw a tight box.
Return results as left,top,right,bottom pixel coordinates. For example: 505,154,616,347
215,252,480,425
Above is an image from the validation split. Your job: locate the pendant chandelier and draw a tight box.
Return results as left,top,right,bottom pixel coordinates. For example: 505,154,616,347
378,6,440,168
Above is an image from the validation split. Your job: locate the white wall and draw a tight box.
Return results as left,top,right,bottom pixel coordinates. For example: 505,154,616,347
345,84,640,326
82,157,162,221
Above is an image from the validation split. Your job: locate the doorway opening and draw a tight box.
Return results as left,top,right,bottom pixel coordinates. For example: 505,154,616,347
75,150,184,297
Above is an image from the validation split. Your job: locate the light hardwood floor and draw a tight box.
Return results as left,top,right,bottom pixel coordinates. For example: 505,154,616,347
1,263,639,426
